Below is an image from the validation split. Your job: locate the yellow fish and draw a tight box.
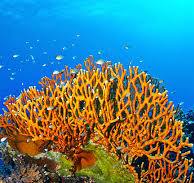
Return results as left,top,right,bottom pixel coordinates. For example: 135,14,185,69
56,55,64,60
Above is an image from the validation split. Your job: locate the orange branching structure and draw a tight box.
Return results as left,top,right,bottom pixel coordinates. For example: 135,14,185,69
0,56,193,182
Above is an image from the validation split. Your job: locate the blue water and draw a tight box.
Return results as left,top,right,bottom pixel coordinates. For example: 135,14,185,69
0,0,194,113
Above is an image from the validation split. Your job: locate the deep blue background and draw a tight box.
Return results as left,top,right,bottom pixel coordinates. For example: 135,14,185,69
0,0,194,113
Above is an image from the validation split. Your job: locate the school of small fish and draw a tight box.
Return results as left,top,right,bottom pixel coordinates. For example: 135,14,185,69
0,34,82,83
0,38,187,113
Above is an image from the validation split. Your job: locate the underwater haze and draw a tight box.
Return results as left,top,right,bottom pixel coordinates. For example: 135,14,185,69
0,0,194,112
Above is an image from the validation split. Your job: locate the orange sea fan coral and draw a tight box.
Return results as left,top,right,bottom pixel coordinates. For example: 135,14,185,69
0,56,193,182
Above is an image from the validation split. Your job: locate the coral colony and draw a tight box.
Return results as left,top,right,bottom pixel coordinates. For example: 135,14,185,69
0,56,193,182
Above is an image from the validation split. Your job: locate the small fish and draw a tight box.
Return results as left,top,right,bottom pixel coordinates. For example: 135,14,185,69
26,138,31,143
0,65,3,69
110,76,116,82
71,43,75,47
70,69,78,74
72,56,76,60
10,77,15,80
123,44,133,50
13,54,19,58
124,46,129,50
116,146,123,150
47,106,54,111
62,47,67,50
170,91,176,94
29,46,33,49
96,59,105,65
30,55,35,60
60,81,65,88
42,64,47,67
80,132,85,137
97,50,102,55
1,137,7,142
106,61,112,65
139,60,143,63
179,102,184,106
49,124,53,129
2,108,7,113
56,55,64,60
76,34,80,37
159,80,164,84
3,97,8,100
11,72,16,76
53,70,60,75
43,51,47,55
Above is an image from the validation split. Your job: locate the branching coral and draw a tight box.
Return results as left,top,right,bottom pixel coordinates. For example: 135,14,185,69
0,56,193,182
